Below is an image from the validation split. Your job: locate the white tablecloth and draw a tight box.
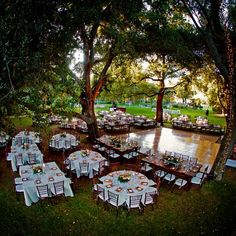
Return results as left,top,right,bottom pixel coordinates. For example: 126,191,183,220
50,133,77,150
8,144,43,171
99,170,157,206
13,131,41,145
68,150,106,179
19,162,74,206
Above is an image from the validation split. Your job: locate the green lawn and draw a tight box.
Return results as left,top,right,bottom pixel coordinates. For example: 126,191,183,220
95,104,226,127
0,167,236,235
8,105,226,131
0,105,234,235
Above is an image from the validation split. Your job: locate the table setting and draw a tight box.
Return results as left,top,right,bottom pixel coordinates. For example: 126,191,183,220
19,162,74,206
98,170,157,206
67,150,106,178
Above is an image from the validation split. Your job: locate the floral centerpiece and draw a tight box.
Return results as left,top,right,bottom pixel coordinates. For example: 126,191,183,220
163,155,181,167
33,165,43,174
81,149,90,157
60,132,67,138
118,173,132,183
22,143,29,150
110,137,121,147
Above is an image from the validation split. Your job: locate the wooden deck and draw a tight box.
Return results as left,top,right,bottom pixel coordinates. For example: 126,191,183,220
128,127,220,172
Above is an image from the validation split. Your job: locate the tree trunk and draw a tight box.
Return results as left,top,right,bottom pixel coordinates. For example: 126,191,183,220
80,94,100,141
212,92,236,181
155,92,164,125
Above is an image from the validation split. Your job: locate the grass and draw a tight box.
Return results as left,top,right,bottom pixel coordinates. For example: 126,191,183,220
8,104,226,128
95,104,226,127
1,167,236,235
0,105,232,235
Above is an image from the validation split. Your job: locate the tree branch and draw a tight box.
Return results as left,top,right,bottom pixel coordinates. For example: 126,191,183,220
92,45,116,99
181,0,203,32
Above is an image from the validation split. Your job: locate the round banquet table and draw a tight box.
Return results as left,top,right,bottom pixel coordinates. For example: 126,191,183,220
99,170,157,206
67,150,106,178
50,133,77,150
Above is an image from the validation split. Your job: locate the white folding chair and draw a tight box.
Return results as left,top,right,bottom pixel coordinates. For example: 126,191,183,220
79,162,89,176
143,190,158,211
127,195,143,215
51,181,65,197
36,184,50,200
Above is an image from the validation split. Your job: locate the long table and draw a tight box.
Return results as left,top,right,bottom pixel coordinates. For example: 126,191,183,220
97,135,139,158
141,157,202,189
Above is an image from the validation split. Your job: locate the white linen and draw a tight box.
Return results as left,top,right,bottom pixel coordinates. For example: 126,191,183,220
50,133,77,150
8,143,43,171
99,170,158,206
67,150,106,179
19,162,74,206
13,131,41,145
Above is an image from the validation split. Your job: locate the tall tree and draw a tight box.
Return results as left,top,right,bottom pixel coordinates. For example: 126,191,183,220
68,0,144,140
176,0,236,180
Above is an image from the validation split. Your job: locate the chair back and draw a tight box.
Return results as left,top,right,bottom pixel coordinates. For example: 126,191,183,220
181,154,190,162
53,181,64,195
165,150,173,157
174,152,182,159
71,139,76,146
36,184,50,198
15,154,24,167
79,162,89,174
145,149,152,156
144,191,157,204
97,185,105,199
28,153,37,164
108,190,119,206
201,165,209,180
65,140,71,149
16,136,23,145
190,157,198,165
125,151,134,159
129,195,142,208
98,160,106,174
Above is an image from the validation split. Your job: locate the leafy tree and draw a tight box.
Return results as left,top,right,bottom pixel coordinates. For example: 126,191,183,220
0,0,79,130
66,0,144,140
176,0,236,180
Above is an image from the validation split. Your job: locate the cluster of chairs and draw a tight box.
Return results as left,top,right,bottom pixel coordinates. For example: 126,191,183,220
14,152,38,169
92,140,141,164
141,150,209,190
103,124,130,134
172,121,225,135
14,136,34,145
93,184,158,216
49,139,79,152
14,178,66,204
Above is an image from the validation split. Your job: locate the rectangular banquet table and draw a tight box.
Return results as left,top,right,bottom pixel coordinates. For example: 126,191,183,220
141,157,202,188
19,162,74,206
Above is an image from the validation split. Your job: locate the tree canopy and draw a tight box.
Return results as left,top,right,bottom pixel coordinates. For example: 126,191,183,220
1,0,236,179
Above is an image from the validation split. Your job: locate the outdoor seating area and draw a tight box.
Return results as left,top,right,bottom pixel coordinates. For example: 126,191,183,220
95,170,158,215
2,125,219,210
1,118,236,235
49,132,79,152
172,115,225,135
